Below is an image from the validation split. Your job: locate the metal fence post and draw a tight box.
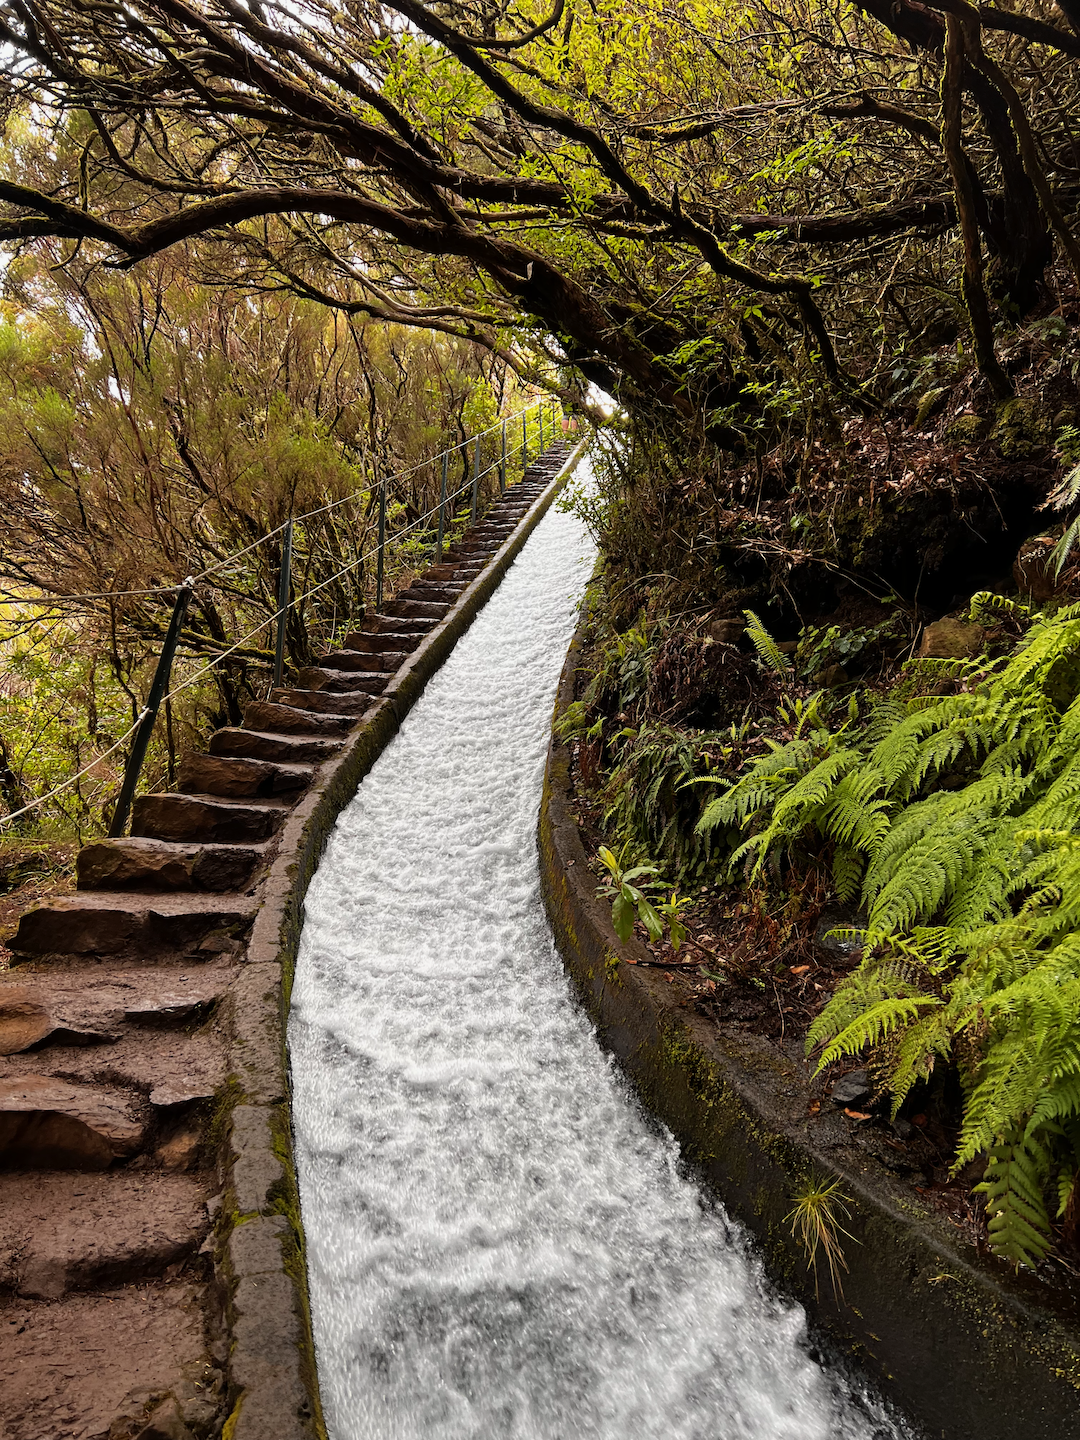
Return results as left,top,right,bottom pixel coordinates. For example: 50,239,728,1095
539,402,544,450
436,449,449,562
500,420,506,493
469,436,480,526
107,578,193,838
273,518,293,689
522,409,528,468
375,477,387,612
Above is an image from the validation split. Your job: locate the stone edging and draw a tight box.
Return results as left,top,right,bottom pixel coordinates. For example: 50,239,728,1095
218,439,589,1440
538,585,1080,1440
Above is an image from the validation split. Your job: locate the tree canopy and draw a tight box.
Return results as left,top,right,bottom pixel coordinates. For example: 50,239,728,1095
1,0,1077,427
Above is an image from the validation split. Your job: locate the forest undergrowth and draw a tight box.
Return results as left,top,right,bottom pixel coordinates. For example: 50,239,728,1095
561,312,1080,1278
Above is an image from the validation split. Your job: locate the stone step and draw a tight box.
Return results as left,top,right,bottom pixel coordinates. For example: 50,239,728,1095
400,579,461,595
0,1171,209,1297
423,564,472,581
242,699,355,737
0,1074,147,1168
359,614,438,636
0,964,236,1054
341,631,422,654
76,837,265,893
4,1021,225,1110
8,891,258,962
406,582,464,599
270,686,372,716
441,552,486,566
293,668,390,696
132,792,290,845
2,1279,221,1440
384,598,451,620
318,648,408,672
0,981,120,1052
177,753,313,799
209,727,343,763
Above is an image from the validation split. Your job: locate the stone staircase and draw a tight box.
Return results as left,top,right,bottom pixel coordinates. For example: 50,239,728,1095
0,448,570,1440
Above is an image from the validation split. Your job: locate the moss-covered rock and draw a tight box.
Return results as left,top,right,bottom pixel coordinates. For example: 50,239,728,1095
992,397,1051,461
918,617,986,658
943,413,988,445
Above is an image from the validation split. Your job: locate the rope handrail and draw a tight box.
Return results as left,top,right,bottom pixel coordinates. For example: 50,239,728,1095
0,398,566,832
0,584,188,607
0,712,148,828
157,465,483,687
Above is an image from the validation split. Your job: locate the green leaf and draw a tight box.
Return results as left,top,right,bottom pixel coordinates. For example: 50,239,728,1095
611,891,635,943
637,896,664,942
622,864,660,881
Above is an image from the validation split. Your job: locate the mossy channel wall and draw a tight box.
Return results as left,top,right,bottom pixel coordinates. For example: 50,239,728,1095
538,591,1080,1440
218,441,587,1440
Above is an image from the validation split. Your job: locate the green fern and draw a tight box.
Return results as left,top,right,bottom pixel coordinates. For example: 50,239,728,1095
968,590,1033,625
714,604,1080,1267
744,609,791,679
977,1132,1054,1267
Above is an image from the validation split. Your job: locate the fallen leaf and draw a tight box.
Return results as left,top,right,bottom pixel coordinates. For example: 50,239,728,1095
790,964,810,975
663,972,675,983
844,1108,872,1121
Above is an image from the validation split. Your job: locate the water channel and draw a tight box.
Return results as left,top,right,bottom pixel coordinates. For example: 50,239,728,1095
289,467,910,1440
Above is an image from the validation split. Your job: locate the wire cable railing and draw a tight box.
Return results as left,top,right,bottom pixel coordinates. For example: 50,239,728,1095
0,396,567,833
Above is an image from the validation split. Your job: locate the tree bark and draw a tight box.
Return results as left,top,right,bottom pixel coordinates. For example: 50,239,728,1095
941,16,1012,397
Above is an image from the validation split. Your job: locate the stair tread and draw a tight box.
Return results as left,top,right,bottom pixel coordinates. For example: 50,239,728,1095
138,792,292,812
0,1171,210,1298
18,889,259,915
77,837,266,894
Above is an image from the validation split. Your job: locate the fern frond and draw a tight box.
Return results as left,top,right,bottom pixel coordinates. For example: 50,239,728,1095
832,846,864,902
813,996,941,1070
968,590,1032,625
975,1131,1053,1268
743,609,791,678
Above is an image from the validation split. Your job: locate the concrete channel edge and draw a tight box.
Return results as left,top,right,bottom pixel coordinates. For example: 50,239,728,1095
220,439,589,1440
537,585,1080,1440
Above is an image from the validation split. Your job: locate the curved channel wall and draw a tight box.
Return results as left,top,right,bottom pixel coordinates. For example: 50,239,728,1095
222,441,587,1440
538,588,1080,1440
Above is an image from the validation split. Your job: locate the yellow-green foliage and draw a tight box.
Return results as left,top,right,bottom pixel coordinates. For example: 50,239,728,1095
698,598,1080,1267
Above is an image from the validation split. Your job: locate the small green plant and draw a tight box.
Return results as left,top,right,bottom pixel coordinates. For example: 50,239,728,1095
744,608,791,679
796,613,906,681
595,843,692,948
785,1175,855,1300
654,890,693,949
554,700,602,741
600,723,721,882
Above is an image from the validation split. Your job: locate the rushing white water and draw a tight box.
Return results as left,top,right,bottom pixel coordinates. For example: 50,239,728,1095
289,470,909,1440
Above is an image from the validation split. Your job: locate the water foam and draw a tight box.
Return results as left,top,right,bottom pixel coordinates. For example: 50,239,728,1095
290,470,909,1440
